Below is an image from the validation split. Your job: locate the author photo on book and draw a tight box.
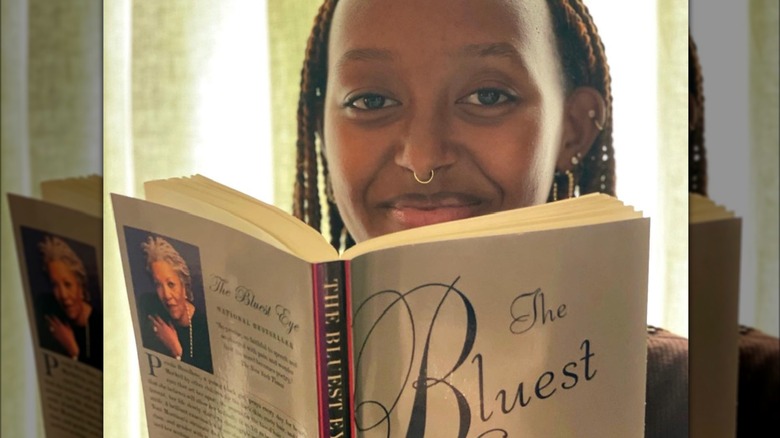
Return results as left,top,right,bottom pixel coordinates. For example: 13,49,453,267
130,232,213,374
22,229,103,370
291,0,686,436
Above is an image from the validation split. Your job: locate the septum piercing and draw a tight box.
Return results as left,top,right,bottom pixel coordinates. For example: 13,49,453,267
413,170,435,184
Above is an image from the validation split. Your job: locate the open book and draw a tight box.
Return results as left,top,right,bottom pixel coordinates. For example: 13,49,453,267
689,193,741,438
7,176,103,438
112,175,650,437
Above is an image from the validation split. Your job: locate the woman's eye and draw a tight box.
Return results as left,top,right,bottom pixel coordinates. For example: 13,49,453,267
167,282,175,289
459,88,514,106
346,94,399,110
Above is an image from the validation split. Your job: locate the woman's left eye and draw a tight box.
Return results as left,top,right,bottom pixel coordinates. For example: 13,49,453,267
345,93,400,110
458,88,515,106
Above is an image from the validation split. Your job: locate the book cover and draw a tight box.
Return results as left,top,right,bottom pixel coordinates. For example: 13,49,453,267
112,176,650,437
8,181,104,438
689,194,741,438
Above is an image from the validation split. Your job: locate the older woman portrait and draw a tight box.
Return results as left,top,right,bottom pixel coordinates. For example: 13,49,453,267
36,234,102,370
292,0,687,436
137,235,213,374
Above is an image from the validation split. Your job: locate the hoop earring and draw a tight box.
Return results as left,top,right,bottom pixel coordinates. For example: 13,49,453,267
588,109,604,131
413,170,434,184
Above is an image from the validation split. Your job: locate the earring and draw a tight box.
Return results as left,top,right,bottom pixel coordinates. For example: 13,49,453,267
551,169,577,201
588,109,604,131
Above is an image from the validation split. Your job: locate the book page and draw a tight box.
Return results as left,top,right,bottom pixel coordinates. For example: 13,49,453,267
689,218,741,438
8,194,103,438
113,195,319,437
40,175,103,218
349,218,650,437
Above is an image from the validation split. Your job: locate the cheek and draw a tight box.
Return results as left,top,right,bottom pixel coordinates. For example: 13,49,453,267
324,121,375,194
175,284,185,300
68,284,83,300
324,113,391,235
465,122,556,207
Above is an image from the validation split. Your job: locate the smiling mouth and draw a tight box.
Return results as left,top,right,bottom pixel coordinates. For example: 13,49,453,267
382,194,486,228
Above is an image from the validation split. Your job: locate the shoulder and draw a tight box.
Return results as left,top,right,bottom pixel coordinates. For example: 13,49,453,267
737,326,780,436
645,326,688,438
646,325,688,367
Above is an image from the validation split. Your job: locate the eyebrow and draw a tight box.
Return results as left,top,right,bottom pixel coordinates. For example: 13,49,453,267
335,42,525,70
458,42,525,64
336,48,394,70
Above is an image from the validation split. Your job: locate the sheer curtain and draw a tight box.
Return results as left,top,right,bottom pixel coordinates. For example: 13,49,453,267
104,1,320,436
690,0,779,336
1,0,101,436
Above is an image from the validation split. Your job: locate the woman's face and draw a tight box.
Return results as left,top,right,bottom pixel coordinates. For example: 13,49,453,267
324,0,569,242
151,260,188,321
48,260,85,321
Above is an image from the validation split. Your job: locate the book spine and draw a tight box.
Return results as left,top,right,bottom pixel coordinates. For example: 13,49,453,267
312,261,353,438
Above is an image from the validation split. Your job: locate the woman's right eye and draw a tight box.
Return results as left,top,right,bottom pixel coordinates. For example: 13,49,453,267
345,93,400,110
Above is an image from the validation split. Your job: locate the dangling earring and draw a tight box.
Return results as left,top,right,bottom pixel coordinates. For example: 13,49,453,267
565,170,574,199
551,156,580,202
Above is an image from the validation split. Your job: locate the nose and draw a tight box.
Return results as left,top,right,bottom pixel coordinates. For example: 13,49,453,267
394,103,457,179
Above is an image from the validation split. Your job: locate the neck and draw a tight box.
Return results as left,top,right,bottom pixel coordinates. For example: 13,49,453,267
175,301,195,327
73,303,92,327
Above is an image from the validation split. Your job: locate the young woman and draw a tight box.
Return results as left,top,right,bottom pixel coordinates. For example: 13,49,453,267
293,0,687,436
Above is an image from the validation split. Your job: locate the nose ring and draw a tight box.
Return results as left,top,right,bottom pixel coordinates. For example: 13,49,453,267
413,170,435,184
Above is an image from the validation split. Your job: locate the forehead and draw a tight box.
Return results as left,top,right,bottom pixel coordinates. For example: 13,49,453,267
48,260,75,275
329,0,557,64
151,260,176,276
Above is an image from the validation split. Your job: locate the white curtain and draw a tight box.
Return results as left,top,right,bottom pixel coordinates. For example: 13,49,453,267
690,0,779,336
104,1,284,436
1,0,102,436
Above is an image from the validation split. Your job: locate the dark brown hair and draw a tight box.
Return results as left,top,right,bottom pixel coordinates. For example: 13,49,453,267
294,0,615,251
689,35,707,195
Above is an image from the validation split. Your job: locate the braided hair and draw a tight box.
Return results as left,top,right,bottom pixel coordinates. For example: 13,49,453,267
293,0,615,251
689,35,707,195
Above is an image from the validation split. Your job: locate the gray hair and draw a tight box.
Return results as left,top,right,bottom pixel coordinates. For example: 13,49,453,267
39,235,89,301
141,235,193,302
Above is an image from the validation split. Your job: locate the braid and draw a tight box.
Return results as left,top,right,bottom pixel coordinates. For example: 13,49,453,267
295,0,616,251
547,0,615,199
294,0,339,232
689,35,707,195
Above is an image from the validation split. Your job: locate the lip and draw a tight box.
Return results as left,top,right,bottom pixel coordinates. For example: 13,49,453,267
381,193,487,229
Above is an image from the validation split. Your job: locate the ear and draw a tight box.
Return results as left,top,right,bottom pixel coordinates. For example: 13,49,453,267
556,87,606,171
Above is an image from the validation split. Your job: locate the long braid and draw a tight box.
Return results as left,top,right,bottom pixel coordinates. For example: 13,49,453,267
295,0,616,251
294,0,338,231
689,35,706,195
547,0,615,199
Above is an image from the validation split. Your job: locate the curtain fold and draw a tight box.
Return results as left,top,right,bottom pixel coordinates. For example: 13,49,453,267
656,0,689,337
749,0,779,336
1,0,102,436
104,2,274,436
